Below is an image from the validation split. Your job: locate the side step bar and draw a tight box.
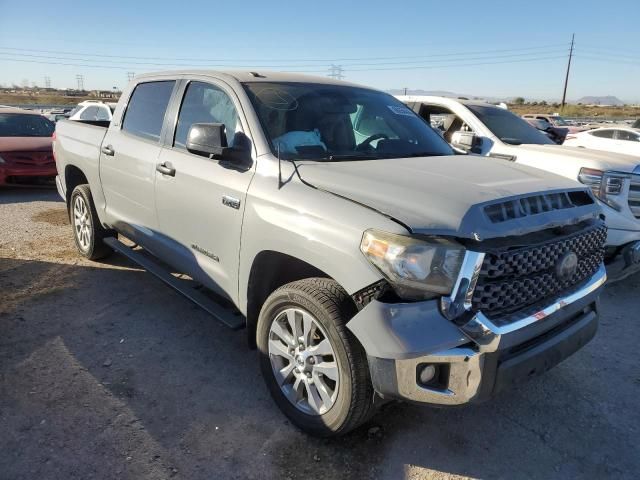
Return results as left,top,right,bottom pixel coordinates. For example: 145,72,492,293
103,237,245,330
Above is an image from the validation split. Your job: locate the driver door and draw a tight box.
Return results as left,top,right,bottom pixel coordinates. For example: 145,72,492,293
154,79,255,301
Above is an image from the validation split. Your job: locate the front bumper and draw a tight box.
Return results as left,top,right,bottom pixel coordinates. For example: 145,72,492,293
347,264,606,405
0,164,57,186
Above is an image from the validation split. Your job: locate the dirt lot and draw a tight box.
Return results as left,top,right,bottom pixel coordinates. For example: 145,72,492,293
1,188,639,480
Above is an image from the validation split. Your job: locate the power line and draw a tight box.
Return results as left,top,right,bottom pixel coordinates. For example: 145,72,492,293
44,76,51,88
0,47,571,69
0,43,572,64
76,74,84,91
0,54,568,73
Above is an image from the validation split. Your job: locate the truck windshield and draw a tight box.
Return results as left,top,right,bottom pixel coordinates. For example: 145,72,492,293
466,105,554,146
243,82,453,160
0,114,55,137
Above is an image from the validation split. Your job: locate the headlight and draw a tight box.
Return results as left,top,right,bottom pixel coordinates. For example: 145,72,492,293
578,167,626,211
360,229,465,300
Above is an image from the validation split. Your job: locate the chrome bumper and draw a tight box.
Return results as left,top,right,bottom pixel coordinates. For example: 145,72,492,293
367,264,606,405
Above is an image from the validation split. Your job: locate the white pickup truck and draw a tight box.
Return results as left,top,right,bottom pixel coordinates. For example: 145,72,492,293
398,96,640,279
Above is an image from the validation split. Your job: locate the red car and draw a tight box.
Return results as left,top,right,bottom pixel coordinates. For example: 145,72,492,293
0,107,56,186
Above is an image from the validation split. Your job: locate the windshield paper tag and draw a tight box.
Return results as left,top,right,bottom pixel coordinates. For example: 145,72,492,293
387,105,414,116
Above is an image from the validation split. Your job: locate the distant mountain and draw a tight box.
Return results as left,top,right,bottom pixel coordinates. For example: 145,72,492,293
575,96,625,106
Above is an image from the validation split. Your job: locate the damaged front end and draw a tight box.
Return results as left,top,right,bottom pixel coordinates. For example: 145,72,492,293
347,189,607,405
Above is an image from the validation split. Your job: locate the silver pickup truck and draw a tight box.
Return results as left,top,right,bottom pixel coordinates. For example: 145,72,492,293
54,71,607,436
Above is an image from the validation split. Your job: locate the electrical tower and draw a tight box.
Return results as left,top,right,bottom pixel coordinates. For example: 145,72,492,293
44,76,51,89
328,65,345,80
127,72,135,82
76,74,84,91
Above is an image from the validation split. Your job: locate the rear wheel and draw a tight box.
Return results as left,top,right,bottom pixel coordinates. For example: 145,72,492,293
257,278,375,436
70,184,112,260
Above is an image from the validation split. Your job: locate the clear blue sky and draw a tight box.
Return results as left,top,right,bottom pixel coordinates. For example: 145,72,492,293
1,0,638,102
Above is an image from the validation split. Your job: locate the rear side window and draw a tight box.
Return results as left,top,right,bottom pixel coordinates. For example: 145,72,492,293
122,81,175,142
96,107,110,121
614,130,639,141
79,106,99,120
590,130,614,139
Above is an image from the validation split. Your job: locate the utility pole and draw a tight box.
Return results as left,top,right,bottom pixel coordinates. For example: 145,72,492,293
328,65,344,80
561,33,575,112
403,87,408,96
76,74,84,91
127,71,135,82
44,76,51,89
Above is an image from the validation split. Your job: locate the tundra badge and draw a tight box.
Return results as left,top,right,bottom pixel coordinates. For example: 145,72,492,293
222,195,241,209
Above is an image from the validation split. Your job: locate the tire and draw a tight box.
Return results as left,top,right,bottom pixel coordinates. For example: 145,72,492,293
69,184,112,260
257,278,374,437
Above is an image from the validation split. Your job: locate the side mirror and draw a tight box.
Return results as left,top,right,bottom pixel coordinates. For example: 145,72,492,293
186,123,251,163
451,131,483,154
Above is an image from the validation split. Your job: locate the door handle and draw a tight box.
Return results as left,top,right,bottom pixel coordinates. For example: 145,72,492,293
101,144,115,156
156,162,176,177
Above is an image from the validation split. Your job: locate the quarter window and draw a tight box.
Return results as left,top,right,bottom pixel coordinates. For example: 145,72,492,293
174,81,241,149
122,81,175,142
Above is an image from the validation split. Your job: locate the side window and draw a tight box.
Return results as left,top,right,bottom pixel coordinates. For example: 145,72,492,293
174,81,240,149
79,106,99,120
96,107,110,121
614,130,638,141
591,130,614,139
122,81,175,142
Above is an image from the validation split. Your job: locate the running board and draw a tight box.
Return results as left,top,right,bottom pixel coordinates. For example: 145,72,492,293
103,237,245,330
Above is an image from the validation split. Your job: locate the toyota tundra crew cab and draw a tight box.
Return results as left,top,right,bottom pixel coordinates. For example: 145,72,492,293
398,95,640,281
54,71,607,436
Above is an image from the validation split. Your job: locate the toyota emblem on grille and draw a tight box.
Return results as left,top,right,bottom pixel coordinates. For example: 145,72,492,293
556,251,578,281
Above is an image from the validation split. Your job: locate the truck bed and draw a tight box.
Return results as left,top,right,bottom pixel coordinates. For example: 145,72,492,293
53,119,109,195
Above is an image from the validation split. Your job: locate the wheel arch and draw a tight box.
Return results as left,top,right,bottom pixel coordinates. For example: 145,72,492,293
245,250,355,349
64,165,89,206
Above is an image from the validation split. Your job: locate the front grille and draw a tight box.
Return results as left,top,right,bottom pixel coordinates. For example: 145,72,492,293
484,191,593,224
629,174,640,219
472,224,606,317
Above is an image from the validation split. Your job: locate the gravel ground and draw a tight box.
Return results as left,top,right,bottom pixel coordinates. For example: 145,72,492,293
1,187,639,480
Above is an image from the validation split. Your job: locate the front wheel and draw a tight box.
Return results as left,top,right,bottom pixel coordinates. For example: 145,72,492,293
257,278,375,436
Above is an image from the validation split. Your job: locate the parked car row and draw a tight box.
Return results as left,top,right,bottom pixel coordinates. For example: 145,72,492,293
49,70,631,436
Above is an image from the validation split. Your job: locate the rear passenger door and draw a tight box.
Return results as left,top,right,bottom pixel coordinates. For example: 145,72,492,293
99,80,176,243
154,80,255,300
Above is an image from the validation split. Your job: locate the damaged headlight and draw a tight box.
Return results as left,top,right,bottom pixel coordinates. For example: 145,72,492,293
360,230,465,300
578,167,626,211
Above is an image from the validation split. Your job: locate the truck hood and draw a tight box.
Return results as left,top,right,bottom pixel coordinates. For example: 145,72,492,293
518,144,639,173
297,155,594,239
